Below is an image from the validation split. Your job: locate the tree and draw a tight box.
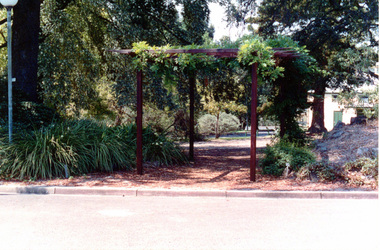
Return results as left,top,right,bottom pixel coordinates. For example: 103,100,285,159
202,99,246,138
264,36,317,142
4,0,40,102
224,0,379,133
338,83,379,119
181,0,210,44
1,0,215,118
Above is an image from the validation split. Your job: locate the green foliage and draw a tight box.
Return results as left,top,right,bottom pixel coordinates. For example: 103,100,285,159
253,0,378,56
203,99,247,116
0,120,133,179
230,0,378,132
130,42,218,73
39,0,102,116
131,42,172,71
237,36,284,81
124,39,289,139
0,120,187,180
0,101,60,131
140,126,188,166
107,105,175,135
0,78,61,130
338,84,379,119
296,157,378,185
345,157,378,181
106,0,209,47
198,112,240,137
33,0,216,119
297,161,347,182
129,38,288,81
328,47,378,89
181,0,210,44
142,105,174,134
218,112,241,135
198,114,216,135
261,140,316,176
5,1,326,147
261,36,317,143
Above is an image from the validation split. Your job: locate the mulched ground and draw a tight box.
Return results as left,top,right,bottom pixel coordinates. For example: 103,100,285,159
1,137,376,191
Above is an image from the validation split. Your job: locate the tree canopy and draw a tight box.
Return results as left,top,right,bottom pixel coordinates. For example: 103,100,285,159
1,0,323,143
0,0,214,114
224,0,379,132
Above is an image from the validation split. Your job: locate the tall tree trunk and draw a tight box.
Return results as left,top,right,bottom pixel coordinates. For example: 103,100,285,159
308,84,327,134
12,0,40,103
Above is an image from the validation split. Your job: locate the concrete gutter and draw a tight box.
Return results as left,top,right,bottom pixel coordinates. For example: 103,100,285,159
0,185,378,199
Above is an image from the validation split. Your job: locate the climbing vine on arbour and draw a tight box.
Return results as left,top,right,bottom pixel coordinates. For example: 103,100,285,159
129,37,285,82
237,36,284,81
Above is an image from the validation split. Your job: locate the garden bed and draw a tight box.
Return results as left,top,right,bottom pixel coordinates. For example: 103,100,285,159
1,136,377,191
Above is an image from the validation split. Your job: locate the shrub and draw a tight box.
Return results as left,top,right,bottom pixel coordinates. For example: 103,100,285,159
0,120,188,180
197,112,240,137
197,114,216,135
345,157,378,181
143,133,188,165
261,140,316,176
116,105,175,135
128,124,189,165
218,112,240,135
297,161,347,182
143,106,174,134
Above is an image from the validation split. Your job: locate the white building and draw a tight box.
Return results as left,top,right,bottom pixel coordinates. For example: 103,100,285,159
304,84,378,131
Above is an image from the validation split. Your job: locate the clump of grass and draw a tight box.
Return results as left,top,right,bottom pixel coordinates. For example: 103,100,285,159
0,120,187,180
144,131,188,166
0,120,135,179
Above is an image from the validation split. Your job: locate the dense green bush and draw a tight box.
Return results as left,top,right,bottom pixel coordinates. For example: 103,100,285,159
261,140,316,176
0,120,187,180
129,125,189,165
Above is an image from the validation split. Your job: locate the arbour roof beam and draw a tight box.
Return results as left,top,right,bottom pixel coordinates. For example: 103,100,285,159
109,48,301,59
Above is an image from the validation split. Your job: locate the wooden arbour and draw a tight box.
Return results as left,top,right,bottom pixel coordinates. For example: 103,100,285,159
111,48,300,181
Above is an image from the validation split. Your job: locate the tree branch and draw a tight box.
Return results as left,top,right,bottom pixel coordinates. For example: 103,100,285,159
144,10,191,45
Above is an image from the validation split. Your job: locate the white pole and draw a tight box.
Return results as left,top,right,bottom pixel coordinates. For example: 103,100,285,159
6,6,13,142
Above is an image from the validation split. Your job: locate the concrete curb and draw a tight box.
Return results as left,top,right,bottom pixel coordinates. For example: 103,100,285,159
0,185,378,199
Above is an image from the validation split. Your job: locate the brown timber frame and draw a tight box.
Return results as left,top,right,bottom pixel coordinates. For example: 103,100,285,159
111,48,299,181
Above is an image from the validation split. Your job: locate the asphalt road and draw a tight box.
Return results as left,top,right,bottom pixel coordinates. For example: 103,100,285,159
0,194,379,250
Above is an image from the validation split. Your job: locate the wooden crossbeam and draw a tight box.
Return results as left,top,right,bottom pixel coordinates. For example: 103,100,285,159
109,48,300,58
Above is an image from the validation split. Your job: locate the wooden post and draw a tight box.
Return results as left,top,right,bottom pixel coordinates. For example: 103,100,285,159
250,63,258,182
189,75,195,161
136,70,143,175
